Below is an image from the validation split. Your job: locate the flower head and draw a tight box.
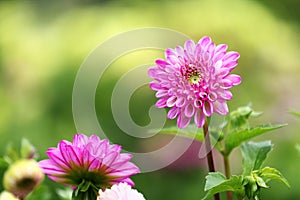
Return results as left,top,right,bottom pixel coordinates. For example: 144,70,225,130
98,182,145,200
3,159,44,199
39,134,139,190
148,36,241,128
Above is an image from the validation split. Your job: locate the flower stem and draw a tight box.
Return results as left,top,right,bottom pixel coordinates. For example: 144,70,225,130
203,118,220,200
224,155,232,200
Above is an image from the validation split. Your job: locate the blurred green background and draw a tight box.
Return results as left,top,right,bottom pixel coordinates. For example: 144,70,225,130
0,0,299,199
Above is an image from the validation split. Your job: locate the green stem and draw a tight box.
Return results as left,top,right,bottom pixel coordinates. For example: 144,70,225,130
224,155,232,200
203,119,220,200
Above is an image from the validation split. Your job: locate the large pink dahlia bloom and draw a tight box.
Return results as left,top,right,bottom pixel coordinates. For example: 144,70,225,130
148,36,241,128
98,182,145,200
39,134,139,189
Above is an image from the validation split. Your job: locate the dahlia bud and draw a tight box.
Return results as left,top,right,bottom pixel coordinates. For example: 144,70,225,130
3,159,44,199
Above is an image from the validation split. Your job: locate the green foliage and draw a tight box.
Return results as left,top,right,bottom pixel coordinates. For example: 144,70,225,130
289,110,300,118
21,138,37,160
223,105,286,155
72,180,98,200
225,125,285,155
243,167,289,200
255,167,290,187
0,158,9,191
202,172,244,200
203,141,289,200
26,185,52,200
241,141,272,176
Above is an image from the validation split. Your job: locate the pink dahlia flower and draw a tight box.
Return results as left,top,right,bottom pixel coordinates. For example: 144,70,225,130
39,134,139,189
98,182,145,200
148,36,241,128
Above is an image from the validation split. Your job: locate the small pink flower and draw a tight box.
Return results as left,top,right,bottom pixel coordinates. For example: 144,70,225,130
98,182,145,200
148,36,241,128
39,134,140,189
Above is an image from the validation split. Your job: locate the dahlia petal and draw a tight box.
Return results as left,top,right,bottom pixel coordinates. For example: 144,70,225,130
194,109,205,127
165,48,176,57
110,154,133,169
156,90,168,98
213,101,229,115
219,90,233,100
220,79,233,89
149,82,162,90
175,96,186,107
168,107,179,119
167,55,180,65
203,101,213,116
177,112,191,129
39,160,66,174
214,44,228,54
226,74,242,86
194,99,203,108
206,42,215,54
213,51,226,63
166,96,177,107
208,92,217,101
223,61,238,69
111,178,135,187
89,158,102,171
148,67,159,78
47,150,70,169
155,59,169,66
73,134,88,147
199,36,211,48
185,40,195,52
223,51,240,62
156,98,167,108
175,46,184,56
184,103,195,118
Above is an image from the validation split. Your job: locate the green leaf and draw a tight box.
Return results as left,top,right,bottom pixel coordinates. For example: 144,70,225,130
21,138,37,159
0,158,9,191
290,110,300,118
202,172,244,200
296,144,300,154
228,105,262,130
241,141,272,176
204,172,227,191
26,185,52,200
225,124,285,155
257,167,290,188
152,124,204,141
4,143,19,163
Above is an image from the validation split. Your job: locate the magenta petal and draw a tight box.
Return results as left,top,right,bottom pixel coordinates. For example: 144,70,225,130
199,36,211,48
203,101,213,116
168,107,179,119
226,74,242,86
194,109,205,127
214,44,228,54
184,103,195,118
149,82,161,90
184,40,195,54
223,51,240,62
155,59,169,66
220,90,233,100
156,98,167,108
166,96,177,107
177,112,191,129
213,100,228,115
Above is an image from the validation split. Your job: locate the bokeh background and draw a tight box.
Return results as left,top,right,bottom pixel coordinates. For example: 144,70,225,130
0,0,299,199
